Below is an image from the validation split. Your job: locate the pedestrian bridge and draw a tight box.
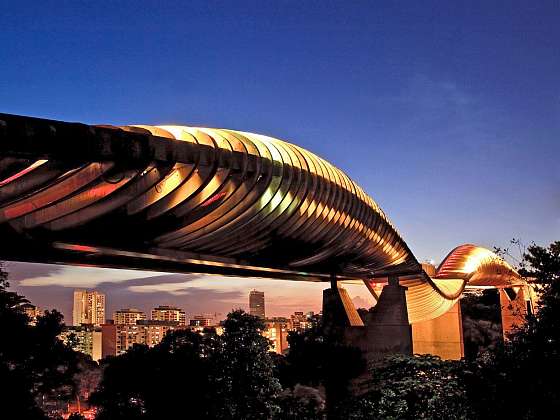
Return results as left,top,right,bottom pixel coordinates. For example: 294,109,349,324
0,113,527,326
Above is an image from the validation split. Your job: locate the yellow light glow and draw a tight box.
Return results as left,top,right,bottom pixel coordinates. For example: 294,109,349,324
462,247,494,274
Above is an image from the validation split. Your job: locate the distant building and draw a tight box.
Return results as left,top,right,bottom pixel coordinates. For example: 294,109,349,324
115,323,142,356
73,290,105,326
151,305,186,326
60,324,102,361
101,321,117,359
249,290,265,318
290,311,305,330
263,317,289,354
189,315,213,328
306,311,322,329
114,308,146,325
21,303,42,325
101,319,184,356
137,320,181,347
290,311,317,331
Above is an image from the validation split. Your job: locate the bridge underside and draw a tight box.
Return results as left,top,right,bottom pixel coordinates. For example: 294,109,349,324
0,233,343,282
0,113,419,281
0,114,528,334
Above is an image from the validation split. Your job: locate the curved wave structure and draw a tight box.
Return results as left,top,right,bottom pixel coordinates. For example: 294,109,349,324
0,123,419,279
401,244,523,323
0,116,526,323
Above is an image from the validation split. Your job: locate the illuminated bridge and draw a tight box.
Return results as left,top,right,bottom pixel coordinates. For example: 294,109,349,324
0,113,531,359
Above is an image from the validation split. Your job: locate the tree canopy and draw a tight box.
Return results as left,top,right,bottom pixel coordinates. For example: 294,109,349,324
342,354,473,420
2,239,559,419
91,310,281,420
0,262,83,419
480,241,560,418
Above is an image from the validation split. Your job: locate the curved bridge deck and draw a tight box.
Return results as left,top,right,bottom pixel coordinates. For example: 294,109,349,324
0,113,525,323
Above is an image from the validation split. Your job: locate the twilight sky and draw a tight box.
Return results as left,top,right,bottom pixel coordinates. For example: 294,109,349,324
1,1,558,321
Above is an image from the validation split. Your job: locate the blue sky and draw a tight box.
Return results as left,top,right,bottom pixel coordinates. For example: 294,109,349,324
1,1,558,319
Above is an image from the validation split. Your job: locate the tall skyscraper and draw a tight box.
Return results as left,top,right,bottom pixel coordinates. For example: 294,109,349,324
73,289,106,326
114,308,146,325
151,305,186,326
249,290,265,318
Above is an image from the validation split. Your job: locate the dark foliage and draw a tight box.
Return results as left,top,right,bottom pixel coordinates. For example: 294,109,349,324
356,307,374,324
342,354,473,419
212,310,282,419
273,384,325,420
0,262,83,419
472,241,560,419
460,289,503,359
342,240,560,419
283,324,365,418
4,239,559,419
91,310,281,419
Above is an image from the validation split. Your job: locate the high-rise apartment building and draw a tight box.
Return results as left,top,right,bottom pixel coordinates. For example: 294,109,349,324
138,320,180,347
114,308,146,325
249,290,265,318
101,321,117,359
151,305,186,326
73,289,105,326
102,320,183,356
263,317,289,354
60,324,102,361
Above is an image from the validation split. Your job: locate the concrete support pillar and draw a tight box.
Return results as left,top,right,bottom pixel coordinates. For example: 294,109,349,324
321,275,412,368
322,274,364,337
322,286,351,336
361,276,412,363
500,287,529,339
411,302,464,360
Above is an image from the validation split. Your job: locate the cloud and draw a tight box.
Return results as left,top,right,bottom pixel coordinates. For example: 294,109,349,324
387,74,491,145
3,261,65,282
351,295,369,309
15,265,167,288
393,74,476,111
7,263,329,322
127,275,289,296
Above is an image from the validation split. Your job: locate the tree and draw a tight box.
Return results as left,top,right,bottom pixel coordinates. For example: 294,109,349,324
460,289,503,359
91,330,215,420
72,354,102,413
209,310,282,419
343,354,473,420
0,262,81,419
274,384,325,420
283,324,365,418
475,241,560,419
92,310,281,419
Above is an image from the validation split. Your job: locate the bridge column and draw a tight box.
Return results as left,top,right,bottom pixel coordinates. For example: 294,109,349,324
500,286,531,339
411,302,464,360
322,273,364,337
322,275,412,367
361,276,412,364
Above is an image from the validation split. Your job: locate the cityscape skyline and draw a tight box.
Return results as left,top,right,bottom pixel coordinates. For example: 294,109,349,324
57,287,323,360
7,263,372,323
